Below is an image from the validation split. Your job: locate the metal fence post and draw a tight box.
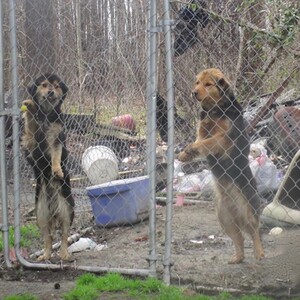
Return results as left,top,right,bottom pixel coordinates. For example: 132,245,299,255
0,0,12,268
162,0,175,286
146,0,158,277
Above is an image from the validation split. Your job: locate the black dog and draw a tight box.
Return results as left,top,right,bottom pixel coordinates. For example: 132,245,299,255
21,74,74,261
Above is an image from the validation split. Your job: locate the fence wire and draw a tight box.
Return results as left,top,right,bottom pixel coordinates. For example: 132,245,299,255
0,0,300,296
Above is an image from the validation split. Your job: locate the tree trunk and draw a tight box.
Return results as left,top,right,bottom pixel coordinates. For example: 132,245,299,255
24,0,57,80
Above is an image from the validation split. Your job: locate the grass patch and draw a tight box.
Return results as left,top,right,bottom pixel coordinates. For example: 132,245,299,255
0,224,40,251
3,294,38,300
63,273,274,300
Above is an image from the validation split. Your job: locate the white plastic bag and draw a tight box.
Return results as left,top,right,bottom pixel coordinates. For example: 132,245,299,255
249,143,280,194
67,238,97,253
173,169,213,193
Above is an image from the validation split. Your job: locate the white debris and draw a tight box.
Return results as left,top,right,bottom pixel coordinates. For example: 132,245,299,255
67,238,97,253
268,227,283,236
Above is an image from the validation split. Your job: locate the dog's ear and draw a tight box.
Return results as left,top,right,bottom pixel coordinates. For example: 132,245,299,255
217,77,235,101
59,80,68,100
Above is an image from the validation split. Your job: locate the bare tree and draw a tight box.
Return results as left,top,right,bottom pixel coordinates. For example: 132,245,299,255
235,1,267,100
24,0,57,79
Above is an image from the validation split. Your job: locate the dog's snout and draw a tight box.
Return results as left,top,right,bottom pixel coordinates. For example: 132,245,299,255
48,91,54,97
192,91,197,98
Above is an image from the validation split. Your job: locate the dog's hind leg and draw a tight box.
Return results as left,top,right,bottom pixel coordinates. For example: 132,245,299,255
37,224,53,261
58,195,73,261
225,225,245,264
216,191,245,264
218,210,245,263
36,185,54,261
251,230,264,261
245,212,265,261
217,215,245,263
60,223,70,260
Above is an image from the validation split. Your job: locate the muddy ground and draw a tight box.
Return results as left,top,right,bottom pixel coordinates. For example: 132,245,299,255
1,132,300,299
1,198,300,300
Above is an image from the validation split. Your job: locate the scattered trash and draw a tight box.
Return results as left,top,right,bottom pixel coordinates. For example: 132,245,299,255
122,156,132,164
67,237,97,253
174,172,199,193
30,228,93,259
269,227,283,236
9,248,29,262
94,243,108,251
134,235,149,242
175,193,185,206
67,237,108,253
190,239,204,244
249,143,281,194
173,164,214,194
190,235,225,247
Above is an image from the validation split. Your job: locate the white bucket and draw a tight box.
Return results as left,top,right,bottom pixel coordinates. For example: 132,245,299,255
82,146,119,185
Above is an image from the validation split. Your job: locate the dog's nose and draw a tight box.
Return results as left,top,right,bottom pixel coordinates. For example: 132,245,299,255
192,91,197,98
48,91,54,97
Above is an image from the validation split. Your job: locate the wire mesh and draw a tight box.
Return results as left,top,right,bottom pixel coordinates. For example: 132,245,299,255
0,0,300,296
2,0,154,275
159,0,300,294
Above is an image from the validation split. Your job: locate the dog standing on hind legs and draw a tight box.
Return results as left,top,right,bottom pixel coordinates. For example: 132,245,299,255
21,74,74,261
178,68,264,264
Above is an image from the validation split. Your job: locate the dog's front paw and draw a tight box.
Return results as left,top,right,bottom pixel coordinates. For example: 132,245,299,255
177,150,193,162
178,144,198,162
52,166,64,178
177,151,189,162
22,99,36,113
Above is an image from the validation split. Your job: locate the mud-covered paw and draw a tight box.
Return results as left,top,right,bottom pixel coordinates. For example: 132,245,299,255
37,253,51,262
52,166,64,178
255,249,265,261
228,254,244,264
60,250,73,261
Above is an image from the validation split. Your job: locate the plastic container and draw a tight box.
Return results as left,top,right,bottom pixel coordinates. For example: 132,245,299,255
82,146,118,185
86,175,149,227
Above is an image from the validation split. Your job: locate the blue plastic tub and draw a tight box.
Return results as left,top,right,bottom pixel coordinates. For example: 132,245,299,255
86,176,149,227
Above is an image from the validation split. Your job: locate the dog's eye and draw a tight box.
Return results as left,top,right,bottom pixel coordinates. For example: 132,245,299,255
205,82,213,87
42,83,48,88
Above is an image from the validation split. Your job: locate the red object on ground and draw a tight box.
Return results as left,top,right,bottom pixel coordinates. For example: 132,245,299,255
111,114,136,132
175,193,185,206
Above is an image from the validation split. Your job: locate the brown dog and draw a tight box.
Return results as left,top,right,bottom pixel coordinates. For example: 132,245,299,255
178,68,264,263
22,74,74,261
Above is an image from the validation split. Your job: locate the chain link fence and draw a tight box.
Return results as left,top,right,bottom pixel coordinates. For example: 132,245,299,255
2,0,155,277
1,0,300,296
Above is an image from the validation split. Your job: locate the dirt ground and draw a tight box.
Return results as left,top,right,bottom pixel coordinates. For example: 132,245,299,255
1,198,300,300
1,133,300,299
